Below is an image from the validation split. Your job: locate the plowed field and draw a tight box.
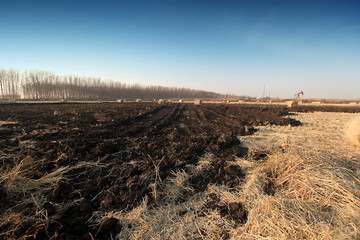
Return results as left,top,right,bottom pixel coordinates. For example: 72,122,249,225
0,102,357,239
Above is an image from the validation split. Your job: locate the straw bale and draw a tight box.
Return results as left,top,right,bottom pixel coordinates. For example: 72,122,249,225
286,101,298,107
345,116,360,149
194,99,202,105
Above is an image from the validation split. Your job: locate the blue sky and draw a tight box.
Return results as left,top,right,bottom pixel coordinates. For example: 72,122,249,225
1,0,359,98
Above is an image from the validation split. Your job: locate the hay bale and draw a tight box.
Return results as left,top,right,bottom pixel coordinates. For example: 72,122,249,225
178,99,183,103
136,99,141,103
117,99,124,103
345,116,360,149
286,101,298,107
194,100,202,105
158,99,164,104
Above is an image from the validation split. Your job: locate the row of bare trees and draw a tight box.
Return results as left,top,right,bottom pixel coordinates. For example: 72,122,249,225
0,69,21,99
0,68,223,100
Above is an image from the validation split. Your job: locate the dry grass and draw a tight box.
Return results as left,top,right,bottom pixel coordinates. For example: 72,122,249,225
101,111,360,239
0,121,17,126
4,111,359,239
93,167,235,240
0,160,107,239
0,157,68,239
0,159,69,195
236,146,360,239
0,158,106,196
236,112,360,239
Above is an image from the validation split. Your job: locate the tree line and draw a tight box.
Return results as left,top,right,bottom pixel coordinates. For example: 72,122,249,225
0,68,223,100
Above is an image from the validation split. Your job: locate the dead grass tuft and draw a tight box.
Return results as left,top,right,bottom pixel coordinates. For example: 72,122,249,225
0,160,106,239
0,160,69,195
236,146,360,239
91,161,238,239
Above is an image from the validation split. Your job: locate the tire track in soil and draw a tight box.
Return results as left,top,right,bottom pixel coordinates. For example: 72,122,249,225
116,105,167,137
201,105,247,134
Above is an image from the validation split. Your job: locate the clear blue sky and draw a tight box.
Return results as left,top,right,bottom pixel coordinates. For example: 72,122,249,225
1,0,359,99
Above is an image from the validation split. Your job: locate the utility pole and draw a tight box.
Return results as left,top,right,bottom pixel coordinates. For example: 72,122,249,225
262,83,265,99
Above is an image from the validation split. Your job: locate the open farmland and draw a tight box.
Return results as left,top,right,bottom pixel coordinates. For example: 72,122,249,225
0,102,360,239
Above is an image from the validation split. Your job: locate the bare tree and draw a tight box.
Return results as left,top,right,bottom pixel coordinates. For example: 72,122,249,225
0,68,6,98
1,68,226,100
7,69,20,99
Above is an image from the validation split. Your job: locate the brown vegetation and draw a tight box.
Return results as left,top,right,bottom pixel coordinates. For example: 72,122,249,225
1,103,360,239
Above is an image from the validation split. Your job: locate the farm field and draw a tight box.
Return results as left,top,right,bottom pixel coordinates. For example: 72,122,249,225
0,102,360,239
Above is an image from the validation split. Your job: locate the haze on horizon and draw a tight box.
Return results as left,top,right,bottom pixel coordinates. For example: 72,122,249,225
1,0,359,99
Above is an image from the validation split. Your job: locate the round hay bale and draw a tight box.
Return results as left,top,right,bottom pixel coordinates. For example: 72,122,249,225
158,99,164,104
136,99,142,103
178,99,183,103
117,99,124,103
286,101,298,107
345,116,360,149
194,99,202,105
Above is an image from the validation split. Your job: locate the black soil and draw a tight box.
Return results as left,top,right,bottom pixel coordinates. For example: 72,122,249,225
2,102,347,239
